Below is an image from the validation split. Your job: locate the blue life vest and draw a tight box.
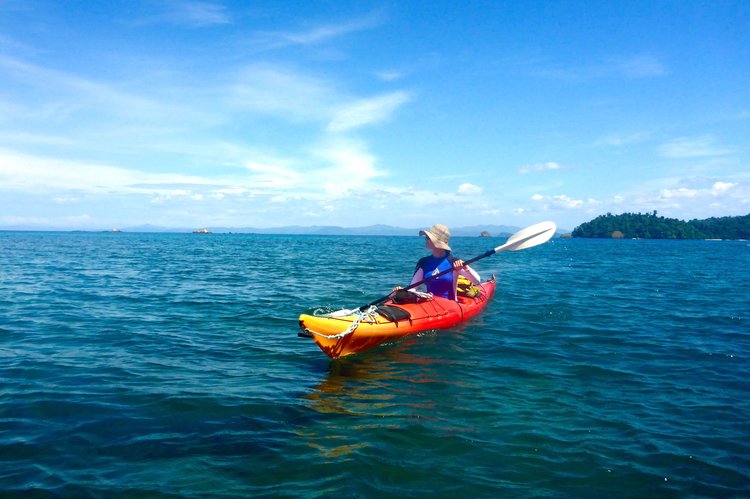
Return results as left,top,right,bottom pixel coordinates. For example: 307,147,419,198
414,253,456,300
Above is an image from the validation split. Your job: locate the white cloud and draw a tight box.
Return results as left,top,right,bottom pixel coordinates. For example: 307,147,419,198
229,64,335,123
532,54,667,81
712,181,736,194
552,195,584,208
0,139,389,209
0,149,224,194
247,14,383,52
0,54,218,144
327,91,411,132
245,160,302,188
150,189,193,204
134,1,231,28
314,140,382,195
659,180,739,201
53,196,79,204
595,131,652,147
576,177,749,224
210,186,249,199
616,55,667,78
228,65,410,133
531,193,584,208
0,131,76,147
168,1,231,27
519,161,562,174
376,70,404,82
660,187,698,199
458,183,483,195
659,136,734,158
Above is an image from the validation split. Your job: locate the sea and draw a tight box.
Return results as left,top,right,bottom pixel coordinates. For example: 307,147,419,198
1,231,748,497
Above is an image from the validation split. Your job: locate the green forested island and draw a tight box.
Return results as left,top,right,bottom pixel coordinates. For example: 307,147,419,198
572,212,750,239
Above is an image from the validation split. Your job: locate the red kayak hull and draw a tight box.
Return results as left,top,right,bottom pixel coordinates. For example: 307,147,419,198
298,279,496,358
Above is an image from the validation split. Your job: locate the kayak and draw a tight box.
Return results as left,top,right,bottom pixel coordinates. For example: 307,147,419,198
298,278,496,359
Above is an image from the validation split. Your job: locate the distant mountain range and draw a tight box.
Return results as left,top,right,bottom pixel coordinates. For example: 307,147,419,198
120,223,532,237
1,223,564,237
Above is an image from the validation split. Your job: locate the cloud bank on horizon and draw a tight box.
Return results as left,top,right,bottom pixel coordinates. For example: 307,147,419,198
0,1,748,230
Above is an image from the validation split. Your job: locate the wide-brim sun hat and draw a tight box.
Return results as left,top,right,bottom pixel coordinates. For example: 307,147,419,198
419,223,451,251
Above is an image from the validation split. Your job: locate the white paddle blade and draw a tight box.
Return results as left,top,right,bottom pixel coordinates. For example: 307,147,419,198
496,221,557,252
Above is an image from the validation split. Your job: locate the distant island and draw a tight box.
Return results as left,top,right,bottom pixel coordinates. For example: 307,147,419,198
572,212,749,239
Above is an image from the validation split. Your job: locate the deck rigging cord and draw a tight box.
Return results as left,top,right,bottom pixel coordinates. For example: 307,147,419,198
303,305,379,339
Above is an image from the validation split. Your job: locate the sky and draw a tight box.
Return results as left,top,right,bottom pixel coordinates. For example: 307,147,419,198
0,1,748,231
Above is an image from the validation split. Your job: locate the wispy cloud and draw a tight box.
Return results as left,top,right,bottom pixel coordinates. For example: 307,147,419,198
228,64,411,131
247,13,383,52
658,136,734,158
532,54,667,81
660,181,738,199
375,70,404,82
0,131,76,147
312,139,382,195
0,149,224,194
616,55,667,78
595,131,653,147
244,160,302,189
519,161,563,174
458,183,483,195
137,1,232,28
526,176,749,226
531,193,583,208
0,136,387,204
327,91,411,132
628,177,750,219
228,63,335,122
0,55,204,126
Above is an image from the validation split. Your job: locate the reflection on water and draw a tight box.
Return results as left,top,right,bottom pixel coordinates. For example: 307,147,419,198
298,330,483,459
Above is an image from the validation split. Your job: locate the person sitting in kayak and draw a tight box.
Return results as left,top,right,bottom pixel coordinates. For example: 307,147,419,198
398,223,481,301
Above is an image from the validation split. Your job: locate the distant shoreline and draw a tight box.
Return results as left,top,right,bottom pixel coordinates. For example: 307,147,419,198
0,224,536,238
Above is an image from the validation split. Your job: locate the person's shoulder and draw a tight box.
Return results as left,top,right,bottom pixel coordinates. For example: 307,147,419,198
415,255,431,269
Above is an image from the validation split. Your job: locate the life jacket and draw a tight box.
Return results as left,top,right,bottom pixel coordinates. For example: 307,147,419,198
456,275,481,298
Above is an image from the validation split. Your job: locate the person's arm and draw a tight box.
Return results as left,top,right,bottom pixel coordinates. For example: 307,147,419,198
451,259,480,283
459,264,480,284
410,268,425,287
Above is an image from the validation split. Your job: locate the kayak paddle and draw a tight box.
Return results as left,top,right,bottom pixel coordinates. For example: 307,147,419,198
355,220,557,311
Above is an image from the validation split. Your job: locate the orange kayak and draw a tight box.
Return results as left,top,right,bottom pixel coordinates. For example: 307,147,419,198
298,278,496,359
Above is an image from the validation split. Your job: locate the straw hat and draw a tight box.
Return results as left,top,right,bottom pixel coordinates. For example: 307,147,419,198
419,223,452,251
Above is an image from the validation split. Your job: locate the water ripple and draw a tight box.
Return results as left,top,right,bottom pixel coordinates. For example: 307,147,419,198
1,234,749,496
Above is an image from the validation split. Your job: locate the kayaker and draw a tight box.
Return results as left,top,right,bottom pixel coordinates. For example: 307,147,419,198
396,223,481,301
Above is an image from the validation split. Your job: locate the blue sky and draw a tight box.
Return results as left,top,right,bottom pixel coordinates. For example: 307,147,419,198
1,1,748,231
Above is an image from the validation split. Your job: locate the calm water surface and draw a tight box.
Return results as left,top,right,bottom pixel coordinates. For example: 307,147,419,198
1,232,749,497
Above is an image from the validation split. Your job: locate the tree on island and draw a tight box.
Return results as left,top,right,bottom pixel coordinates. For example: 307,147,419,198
572,212,749,239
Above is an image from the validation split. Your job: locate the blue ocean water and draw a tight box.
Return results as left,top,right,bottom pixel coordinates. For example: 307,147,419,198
1,232,749,497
